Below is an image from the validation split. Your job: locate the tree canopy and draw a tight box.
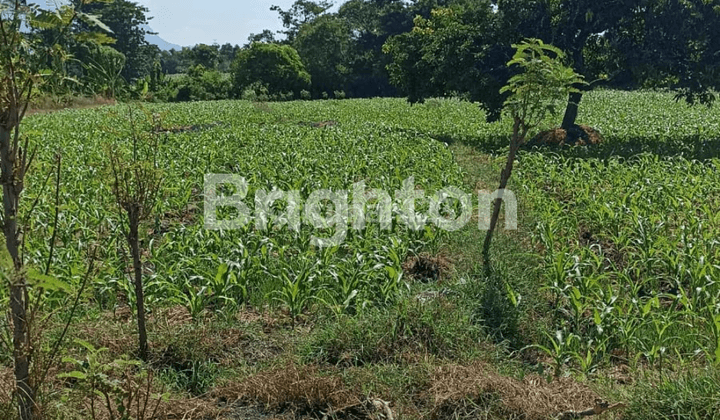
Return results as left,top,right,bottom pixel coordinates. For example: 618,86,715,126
231,42,311,97
7,0,719,109
73,0,158,81
294,14,352,96
383,1,507,118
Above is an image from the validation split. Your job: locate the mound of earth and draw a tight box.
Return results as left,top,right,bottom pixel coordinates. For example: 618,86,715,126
403,253,452,282
527,124,603,147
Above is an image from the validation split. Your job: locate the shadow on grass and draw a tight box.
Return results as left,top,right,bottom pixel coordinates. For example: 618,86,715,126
479,265,521,348
438,129,720,161
538,135,720,161
432,133,511,155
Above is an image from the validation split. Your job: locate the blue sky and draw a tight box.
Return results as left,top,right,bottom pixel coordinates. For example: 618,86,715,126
134,0,340,47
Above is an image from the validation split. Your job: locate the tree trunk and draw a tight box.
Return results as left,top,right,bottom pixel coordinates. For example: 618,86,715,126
128,214,148,361
561,45,586,130
561,90,583,130
1,126,34,419
483,118,525,261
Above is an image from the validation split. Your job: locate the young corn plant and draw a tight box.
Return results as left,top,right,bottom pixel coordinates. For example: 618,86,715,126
271,256,319,327
208,262,248,309
526,329,580,378
106,107,163,361
706,302,720,365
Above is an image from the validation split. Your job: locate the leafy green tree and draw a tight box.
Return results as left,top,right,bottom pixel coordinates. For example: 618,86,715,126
271,0,333,42
617,0,720,105
218,42,240,71
158,49,180,73
159,46,195,74
74,0,159,81
385,0,642,124
494,0,639,128
190,43,219,69
257,0,450,98
384,1,509,119
231,42,311,97
294,14,352,97
338,0,414,97
1,2,109,417
165,64,232,102
246,29,277,47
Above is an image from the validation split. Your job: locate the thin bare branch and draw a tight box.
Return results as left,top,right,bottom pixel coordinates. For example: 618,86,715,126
44,153,61,275
37,245,98,392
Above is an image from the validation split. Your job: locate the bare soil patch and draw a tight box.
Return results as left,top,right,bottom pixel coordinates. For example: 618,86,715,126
403,253,453,282
26,96,117,116
578,225,626,271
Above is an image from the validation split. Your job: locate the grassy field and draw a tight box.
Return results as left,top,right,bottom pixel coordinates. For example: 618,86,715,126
1,90,720,419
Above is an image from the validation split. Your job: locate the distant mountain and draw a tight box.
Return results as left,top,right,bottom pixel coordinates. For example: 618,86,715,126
143,25,184,51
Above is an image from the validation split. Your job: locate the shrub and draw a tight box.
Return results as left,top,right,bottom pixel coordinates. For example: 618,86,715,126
240,81,270,101
300,89,311,100
240,85,258,101
157,64,232,102
333,90,346,99
231,43,311,98
198,67,232,99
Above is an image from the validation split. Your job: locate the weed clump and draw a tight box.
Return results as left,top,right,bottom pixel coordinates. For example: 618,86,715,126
302,299,483,366
624,369,720,420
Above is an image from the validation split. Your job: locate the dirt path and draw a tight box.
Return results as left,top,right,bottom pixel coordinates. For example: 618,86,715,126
25,96,117,117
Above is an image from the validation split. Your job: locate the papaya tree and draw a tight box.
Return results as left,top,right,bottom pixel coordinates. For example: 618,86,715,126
0,1,110,418
483,40,583,260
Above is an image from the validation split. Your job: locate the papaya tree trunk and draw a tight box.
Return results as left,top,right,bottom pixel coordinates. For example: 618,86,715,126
127,209,148,361
483,117,527,261
1,124,34,419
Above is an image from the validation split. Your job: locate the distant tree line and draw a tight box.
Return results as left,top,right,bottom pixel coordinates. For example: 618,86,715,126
23,0,720,121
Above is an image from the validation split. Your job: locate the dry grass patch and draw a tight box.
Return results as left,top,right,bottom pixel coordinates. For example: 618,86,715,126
27,95,117,115
0,366,12,405
427,362,603,420
215,364,364,418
